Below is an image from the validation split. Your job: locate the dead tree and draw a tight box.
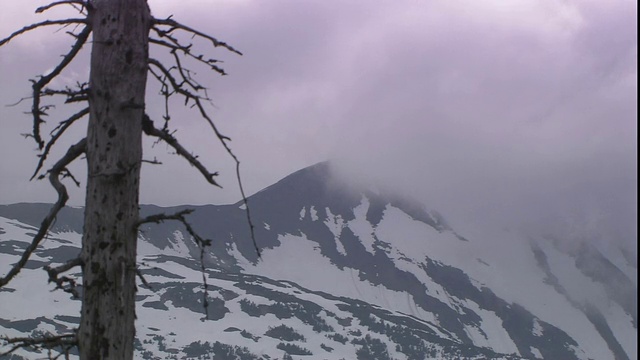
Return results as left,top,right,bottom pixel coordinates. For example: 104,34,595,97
0,1,256,359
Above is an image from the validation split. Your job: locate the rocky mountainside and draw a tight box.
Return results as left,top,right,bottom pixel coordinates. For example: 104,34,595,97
0,162,636,359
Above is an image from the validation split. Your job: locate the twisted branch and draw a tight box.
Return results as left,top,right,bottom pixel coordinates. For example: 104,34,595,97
0,138,86,288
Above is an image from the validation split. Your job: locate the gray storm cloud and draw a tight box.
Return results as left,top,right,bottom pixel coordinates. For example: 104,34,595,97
0,1,636,253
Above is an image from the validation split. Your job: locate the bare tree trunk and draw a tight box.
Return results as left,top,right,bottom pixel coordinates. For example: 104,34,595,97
79,1,150,358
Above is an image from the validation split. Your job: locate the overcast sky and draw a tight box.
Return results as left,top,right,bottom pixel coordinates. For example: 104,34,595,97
0,0,637,249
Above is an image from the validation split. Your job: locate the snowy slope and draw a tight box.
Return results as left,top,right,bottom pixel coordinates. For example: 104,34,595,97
0,216,523,360
0,161,636,359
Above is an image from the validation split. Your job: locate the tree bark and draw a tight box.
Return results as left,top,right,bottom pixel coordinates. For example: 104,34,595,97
79,1,150,358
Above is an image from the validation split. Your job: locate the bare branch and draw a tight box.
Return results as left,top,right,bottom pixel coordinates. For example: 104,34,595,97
147,65,172,127
148,57,208,129
170,50,208,90
142,114,221,187
149,37,227,76
0,19,87,47
1,332,76,358
152,17,243,56
148,58,231,145
28,25,91,149
138,209,213,319
148,57,202,100
44,257,83,299
139,212,203,239
36,1,87,14
236,163,260,258
42,83,90,103
58,168,81,187
147,58,260,258
185,99,261,260
0,138,86,288
32,107,89,181
141,158,163,165
135,267,153,290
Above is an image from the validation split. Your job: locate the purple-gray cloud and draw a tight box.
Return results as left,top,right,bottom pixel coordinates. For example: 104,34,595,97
0,1,636,251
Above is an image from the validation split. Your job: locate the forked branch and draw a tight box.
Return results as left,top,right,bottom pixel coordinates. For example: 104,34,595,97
152,17,243,56
41,83,90,104
44,257,83,299
149,37,227,76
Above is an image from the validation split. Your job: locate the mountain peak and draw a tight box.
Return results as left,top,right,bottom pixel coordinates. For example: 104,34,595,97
247,161,333,202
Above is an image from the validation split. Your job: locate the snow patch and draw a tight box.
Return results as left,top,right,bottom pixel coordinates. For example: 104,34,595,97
459,299,520,355
603,299,638,360
375,205,441,261
347,196,376,255
249,233,440,327
309,206,319,221
325,207,346,255
167,230,191,257
530,346,542,359
532,318,543,337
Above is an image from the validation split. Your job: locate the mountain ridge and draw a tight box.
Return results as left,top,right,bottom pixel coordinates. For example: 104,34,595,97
0,161,636,359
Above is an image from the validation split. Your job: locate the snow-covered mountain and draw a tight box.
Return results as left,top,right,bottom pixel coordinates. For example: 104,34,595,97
0,162,636,359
